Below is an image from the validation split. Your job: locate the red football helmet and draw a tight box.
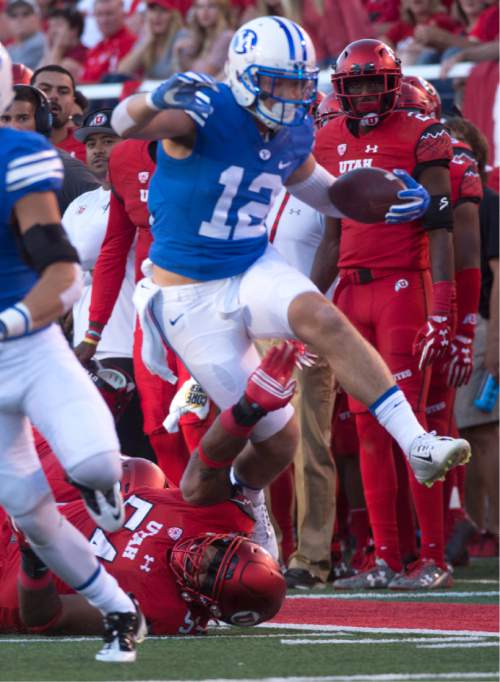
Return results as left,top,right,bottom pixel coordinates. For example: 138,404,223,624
332,39,401,121
87,361,135,423
315,91,342,127
397,81,433,115
120,456,167,494
12,63,33,85
403,75,442,119
170,533,286,626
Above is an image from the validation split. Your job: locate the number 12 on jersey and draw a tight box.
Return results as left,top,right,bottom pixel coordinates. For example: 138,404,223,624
199,165,281,240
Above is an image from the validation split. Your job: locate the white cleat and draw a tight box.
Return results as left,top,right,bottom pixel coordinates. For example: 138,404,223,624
96,595,147,663
72,480,125,532
408,432,471,488
248,490,279,561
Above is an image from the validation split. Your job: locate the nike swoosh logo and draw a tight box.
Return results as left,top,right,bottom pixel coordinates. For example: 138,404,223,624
169,314,184,326
412,452,433,462
278,161,292,169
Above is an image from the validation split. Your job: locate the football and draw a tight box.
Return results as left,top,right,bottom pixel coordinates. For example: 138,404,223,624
328,167,406,223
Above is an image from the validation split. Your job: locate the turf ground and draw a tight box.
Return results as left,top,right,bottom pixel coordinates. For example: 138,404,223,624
1,558,498,682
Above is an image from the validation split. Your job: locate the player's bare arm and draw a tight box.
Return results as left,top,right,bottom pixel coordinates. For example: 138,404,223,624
309,216,341,293
8,191,82,332
181,343,298,506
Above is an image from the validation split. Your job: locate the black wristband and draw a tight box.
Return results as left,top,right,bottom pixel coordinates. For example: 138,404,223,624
422,195,453,232
232,396,267,427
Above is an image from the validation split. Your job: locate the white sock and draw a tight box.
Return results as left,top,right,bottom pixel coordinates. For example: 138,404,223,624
370,386,425,456
76,565,135,615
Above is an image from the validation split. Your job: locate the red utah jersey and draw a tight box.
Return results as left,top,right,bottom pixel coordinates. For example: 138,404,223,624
89,138,156,327
0,488,254,635
314,111,453,271
449,138,483,207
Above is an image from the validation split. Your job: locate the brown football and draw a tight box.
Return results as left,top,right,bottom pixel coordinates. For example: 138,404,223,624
328,167,406,223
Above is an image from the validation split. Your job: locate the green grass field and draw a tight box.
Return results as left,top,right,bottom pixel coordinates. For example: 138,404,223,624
1,558,498,682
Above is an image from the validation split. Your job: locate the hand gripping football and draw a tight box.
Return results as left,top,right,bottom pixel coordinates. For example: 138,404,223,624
328,167,406,223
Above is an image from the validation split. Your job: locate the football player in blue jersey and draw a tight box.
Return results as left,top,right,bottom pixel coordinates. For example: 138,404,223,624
0,44,146,662
112,17,471,507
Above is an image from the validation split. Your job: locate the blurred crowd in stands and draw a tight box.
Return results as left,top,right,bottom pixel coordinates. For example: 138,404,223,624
0,0,497,80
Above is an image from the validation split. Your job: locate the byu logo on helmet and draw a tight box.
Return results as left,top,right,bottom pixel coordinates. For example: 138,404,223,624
225,16,319,130
232,28,257,54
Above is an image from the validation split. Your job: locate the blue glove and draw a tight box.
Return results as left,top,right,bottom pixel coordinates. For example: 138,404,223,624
148,71,219,118
385,169,430,224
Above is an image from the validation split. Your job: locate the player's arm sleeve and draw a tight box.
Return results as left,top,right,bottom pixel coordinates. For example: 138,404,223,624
413,122,453,177
455,163,484,207
88,189,136,328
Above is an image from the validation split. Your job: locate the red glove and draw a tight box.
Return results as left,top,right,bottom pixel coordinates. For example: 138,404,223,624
245,342,298,413
289,339,318,369
445,268,481,388
446,335,473,387
413,281,454,371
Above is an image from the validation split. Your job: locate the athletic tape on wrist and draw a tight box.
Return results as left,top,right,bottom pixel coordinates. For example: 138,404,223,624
0,303,32,338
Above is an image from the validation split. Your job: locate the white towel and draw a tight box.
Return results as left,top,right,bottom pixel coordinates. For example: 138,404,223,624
163,377,210,433
132,275,177,385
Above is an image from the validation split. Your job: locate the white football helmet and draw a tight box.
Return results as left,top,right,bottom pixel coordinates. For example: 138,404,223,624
225,16,318,130
0,43,13,116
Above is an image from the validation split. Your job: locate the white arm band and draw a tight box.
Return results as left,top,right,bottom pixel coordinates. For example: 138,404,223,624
0,303,32,340
111,98,141,136
286,164,345,218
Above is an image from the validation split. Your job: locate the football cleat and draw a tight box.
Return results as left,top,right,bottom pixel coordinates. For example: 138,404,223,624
248,490,279,561
333,556,396,590
95,595,147,663
388,559,453,590
72,480,125,532
284,568,326,590
408,433,471,487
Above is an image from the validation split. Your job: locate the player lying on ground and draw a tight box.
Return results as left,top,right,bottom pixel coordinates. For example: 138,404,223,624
111,18,471,494
0,343,301,635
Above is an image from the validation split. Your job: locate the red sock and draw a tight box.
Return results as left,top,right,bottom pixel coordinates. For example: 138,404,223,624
394,445,418,560
407,466,445,567
350,508,371,551
269,465,295,564
356,413,402,572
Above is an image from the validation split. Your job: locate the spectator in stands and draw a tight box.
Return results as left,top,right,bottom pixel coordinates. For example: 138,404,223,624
382,0,462,65
174,0,233,78
409,0,498,64
117,0,187,79
6,0,46,70
300,0,375,65
238,0,299,27
0,83,99,213
39,8,88,81
80,0,136,82
31,64,87,162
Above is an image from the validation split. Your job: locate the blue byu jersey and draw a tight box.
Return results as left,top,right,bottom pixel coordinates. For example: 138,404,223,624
148,83,314,280
0,128,63,314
